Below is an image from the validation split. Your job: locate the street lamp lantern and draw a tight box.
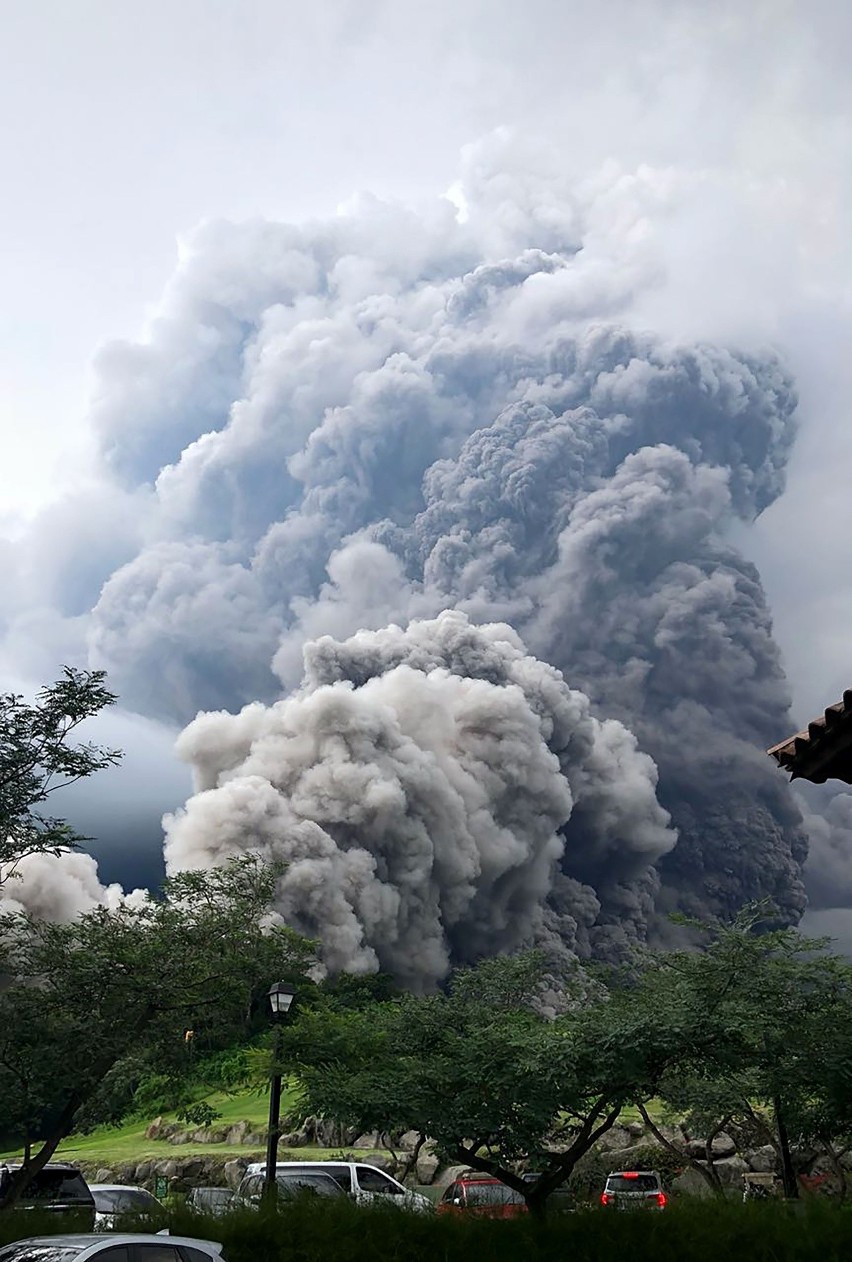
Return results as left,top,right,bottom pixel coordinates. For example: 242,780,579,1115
263,981,297,1205
267,981,296,1019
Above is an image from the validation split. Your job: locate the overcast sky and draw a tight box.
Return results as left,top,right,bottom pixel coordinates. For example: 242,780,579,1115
2,0,852,932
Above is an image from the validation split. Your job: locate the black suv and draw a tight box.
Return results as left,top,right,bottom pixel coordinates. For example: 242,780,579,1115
0,1164,96,1228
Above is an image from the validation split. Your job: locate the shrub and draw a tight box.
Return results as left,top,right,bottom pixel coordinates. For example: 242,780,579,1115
165,1196,852,1262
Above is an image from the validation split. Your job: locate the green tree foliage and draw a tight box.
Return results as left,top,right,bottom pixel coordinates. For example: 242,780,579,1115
0,667,121,882
640,907,852,1196
0,857,315,1208
279,953,700,1214
280,913,852,1210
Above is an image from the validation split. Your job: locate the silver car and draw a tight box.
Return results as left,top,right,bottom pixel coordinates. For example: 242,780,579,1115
89,1185,166,1231
600,1170,667,1210
0,1233,227,1260
184,1189,236,1218
236,1170,345,1207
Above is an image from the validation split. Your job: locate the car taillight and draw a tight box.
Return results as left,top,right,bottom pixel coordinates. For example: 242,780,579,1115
656,1192,667,1208
600,1192,611,1205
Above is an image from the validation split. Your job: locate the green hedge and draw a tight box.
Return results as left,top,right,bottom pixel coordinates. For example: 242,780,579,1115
170,1199,852,1262
4,1199,852,1261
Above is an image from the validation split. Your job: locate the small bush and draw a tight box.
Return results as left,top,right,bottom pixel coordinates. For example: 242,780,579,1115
176,1101,223,1128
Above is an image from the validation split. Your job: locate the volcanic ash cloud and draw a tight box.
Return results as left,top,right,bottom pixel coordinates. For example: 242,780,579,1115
5,136,810,958
163,612,676,986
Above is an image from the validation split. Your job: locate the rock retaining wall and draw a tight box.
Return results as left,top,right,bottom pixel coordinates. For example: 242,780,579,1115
76,1117,844,1198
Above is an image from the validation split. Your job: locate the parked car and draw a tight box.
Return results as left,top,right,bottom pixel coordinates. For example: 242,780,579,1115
185,1188,236,1217
89,1185,166,1231
0,1164,96,1230
437,1173,527,1219
236,1170,345,1207
0,1233,227,1260
520,1172,575,1211
243,1161,431,1212
600,1170,667,1210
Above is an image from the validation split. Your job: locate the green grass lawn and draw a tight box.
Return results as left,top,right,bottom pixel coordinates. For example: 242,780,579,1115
1,1088,669,1167
1,1085,316,1165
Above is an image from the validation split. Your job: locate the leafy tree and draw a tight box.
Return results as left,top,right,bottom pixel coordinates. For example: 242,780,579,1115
0,856,315,1208
639,908,852,1198
0,667,121,883
279,953,698,1215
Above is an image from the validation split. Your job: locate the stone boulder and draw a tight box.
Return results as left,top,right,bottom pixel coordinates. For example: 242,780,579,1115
189,1127,228,1145
223,1158,249,1189
747,1145,777,1173
416,1149,441,1185
685,1133,736,1160
671,1167,715,1199
712,1156,749,1186
596,1126,636,1152
398,1130,421,1152
93,1168,114,1184
354,1131,381,1149
361,1151,396,1174
433,1163,469,1191
224,1121,252,1146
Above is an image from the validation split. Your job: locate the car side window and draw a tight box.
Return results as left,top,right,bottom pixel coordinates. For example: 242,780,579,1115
178,1250,216,1262
129,1247,182,1261
355,1166,402,1194
441,1182,458,1202
94,1250,132,1262
296,1166,351,1192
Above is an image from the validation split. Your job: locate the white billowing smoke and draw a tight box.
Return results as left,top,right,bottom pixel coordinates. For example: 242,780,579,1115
164,612,674,986
0,851,133,921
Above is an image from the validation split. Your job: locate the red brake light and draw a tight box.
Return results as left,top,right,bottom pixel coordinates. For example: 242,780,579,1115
600,1192,611,1205
622,1172,639,1179
656,1192,667,1207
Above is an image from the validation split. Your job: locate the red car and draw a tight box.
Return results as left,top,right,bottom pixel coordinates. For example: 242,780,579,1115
437,1173,528,1219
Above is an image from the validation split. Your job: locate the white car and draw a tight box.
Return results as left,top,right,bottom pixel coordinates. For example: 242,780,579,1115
0,1234,226,1260
89,1185,166,1231
236,1170,346,1207
243,1161,431,1212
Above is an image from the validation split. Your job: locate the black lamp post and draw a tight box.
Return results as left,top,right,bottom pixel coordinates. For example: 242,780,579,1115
263,981,296,1204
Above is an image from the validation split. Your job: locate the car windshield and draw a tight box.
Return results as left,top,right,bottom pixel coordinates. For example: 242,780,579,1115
0,1248,85,1261
93,1188,159,1212
18,1171,91,1202
465,1182,526,1206
607,1175,659,1192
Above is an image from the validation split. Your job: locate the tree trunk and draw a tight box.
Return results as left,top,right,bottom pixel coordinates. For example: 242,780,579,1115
637,1103,724,1196
0,1091,81,1210
394,1133,425,1183
453,1098,625,1217
773,1094,798,1199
